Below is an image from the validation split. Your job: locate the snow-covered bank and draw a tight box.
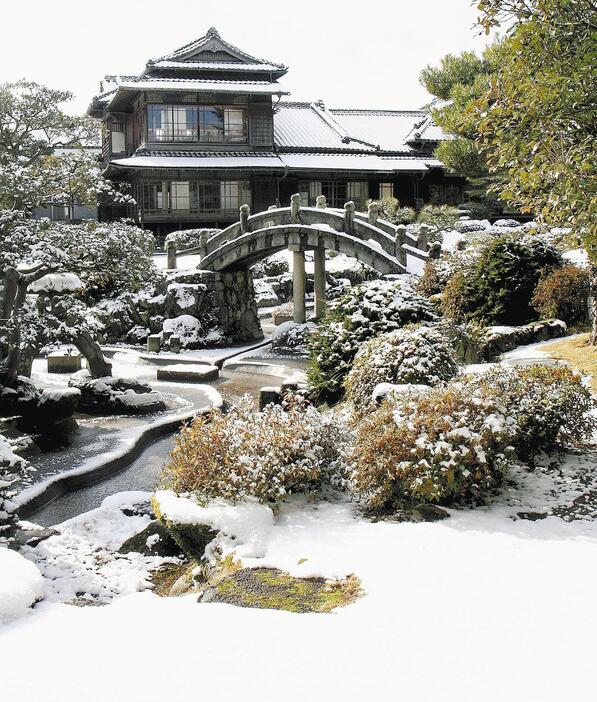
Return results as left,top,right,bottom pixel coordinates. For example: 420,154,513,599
0,548,44,624
3,494,597,702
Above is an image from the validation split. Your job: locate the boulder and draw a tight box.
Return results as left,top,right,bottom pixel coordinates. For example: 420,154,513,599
161,520,219,562
156,364,219,383
68,371,166,415
254,279,279,308
166,282,207,317
271,321,317,358
118,521,182,557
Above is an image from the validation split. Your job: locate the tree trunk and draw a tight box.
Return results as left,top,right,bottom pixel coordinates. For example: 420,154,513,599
591,266,597,346
74,331,112,377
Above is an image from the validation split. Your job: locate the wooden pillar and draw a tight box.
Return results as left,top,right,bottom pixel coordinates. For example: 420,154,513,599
314,247,326,319
291,248,306,324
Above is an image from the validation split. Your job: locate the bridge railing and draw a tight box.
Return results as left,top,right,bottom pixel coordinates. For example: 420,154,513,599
166,195,440,271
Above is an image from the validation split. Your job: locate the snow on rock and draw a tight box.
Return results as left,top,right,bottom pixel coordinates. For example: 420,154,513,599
0,547,44,624
254,278,279,308
20,492,175,604
155,490,274,560
271,321,316,357
29,272,84,294
163,315,203,348
563,248,589,267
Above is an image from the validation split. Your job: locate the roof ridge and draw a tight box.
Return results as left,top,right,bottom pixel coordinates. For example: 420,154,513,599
330,108,424,115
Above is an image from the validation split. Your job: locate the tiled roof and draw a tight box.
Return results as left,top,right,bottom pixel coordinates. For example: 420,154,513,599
135,150,279,158
274,102,444,154
151,27,286,70
148,60,283,73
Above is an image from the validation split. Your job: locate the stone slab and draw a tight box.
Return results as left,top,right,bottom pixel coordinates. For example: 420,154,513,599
156,364,219,383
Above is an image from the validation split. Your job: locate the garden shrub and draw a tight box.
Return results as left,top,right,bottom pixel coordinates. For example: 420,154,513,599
345,325,459,413
417,204,461,231
416,253,470,298
531,264,590,325
368,196,399,221
161,395,350,507
394,207,417,225
441,233,562,324
307,279,438,401
475,365,596,460
349,384,517,511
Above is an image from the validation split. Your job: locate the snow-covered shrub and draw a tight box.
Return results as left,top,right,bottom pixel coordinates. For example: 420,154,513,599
345,326,458,413
441,233,562,325
0,434,33,543
368,196,399,222
164,228,219,251
416,253,470,298
532,265,590,325
475,365,596,460
271,321,317,358
162,395,351,507
253,278,279,308
308,279,438,401
394,206,417,225
349,384,517,511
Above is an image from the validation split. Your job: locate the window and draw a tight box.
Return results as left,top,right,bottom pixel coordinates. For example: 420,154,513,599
170,182,191,210
296,181,368,209
147,104,248,144
379,182,394,200
347,181,369,209
142,182,166,215
220,181,251,211
147,105,173,142
172,107,197,142
197,182,220,213
224,108,247,143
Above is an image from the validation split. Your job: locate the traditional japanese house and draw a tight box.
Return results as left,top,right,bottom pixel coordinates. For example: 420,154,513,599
88,27,464,237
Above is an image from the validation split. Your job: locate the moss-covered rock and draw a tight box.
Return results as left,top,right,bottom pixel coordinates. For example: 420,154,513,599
198,567,362,613
118,520,182,557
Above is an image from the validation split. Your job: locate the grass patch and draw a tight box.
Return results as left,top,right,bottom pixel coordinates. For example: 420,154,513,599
542,333,597,393
201,567,363,614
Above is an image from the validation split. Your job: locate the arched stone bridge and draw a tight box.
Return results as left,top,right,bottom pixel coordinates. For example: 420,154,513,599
169,195,438,323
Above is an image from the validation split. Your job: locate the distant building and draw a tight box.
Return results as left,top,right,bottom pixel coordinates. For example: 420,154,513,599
88,27,464,236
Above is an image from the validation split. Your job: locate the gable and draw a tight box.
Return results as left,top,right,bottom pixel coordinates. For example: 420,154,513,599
184,48,243,64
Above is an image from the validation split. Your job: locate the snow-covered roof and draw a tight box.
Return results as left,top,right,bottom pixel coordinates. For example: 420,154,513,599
274,102,446,154
109,152,435,173
110,153,286,170
149,60,284,73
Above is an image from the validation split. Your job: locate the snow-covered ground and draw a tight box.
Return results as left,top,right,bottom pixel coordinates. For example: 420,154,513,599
3,446,597,702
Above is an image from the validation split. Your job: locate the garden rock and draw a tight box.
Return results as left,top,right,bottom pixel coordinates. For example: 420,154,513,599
68,371,166,415
118,520,182,557
161,520,219,562
271,321,317,357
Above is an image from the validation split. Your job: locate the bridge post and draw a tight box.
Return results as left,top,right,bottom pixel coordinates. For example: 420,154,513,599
313,247,326,319
289,244,306,324
166,240,177,269
368,201,378,225
290,193,301,224
240,204,250,234
316,195,327,209
344,201,355,235
395,225,407,269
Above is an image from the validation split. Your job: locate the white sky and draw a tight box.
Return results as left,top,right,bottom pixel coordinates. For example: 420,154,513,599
1,0,492,115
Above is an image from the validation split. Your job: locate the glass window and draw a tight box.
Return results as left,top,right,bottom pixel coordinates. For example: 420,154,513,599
224,108,247,143
200,107,224,143
379,182,394,200
170,182,190,210
220,181,251,211
142,182,166,214
172,107,197,142
197,182,220,213
147,105,173,142
348,181,369,209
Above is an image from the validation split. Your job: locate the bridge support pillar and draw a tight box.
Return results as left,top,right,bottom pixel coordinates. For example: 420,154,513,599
290,247,306,324
313,247,326,319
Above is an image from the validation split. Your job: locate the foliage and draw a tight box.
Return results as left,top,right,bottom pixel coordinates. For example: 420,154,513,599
532,265,591,325
161,395,351,507
417,204,461,231
416,254,469,298
394,206,417,225
164,228,219,253
307,280,438,401
349,384,516,511
0,434,33,543
0,80,132,213
368,196,399,222
441,233,562,324
475,0,597,262
420,41,507,211
345,326,459,413
476,365,596,460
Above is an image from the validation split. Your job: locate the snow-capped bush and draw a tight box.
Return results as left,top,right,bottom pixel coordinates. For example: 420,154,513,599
475,365,596,460
0,434,33,543
308,279,438,400
162,395,351,507
345,326,458,413
164,228,219,252
349,384,517,511
251,253,289,278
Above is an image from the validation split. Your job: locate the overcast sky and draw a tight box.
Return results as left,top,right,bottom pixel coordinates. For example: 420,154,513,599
1,0,492,115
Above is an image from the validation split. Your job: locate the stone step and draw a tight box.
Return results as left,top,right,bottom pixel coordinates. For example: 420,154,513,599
156,364,219,383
